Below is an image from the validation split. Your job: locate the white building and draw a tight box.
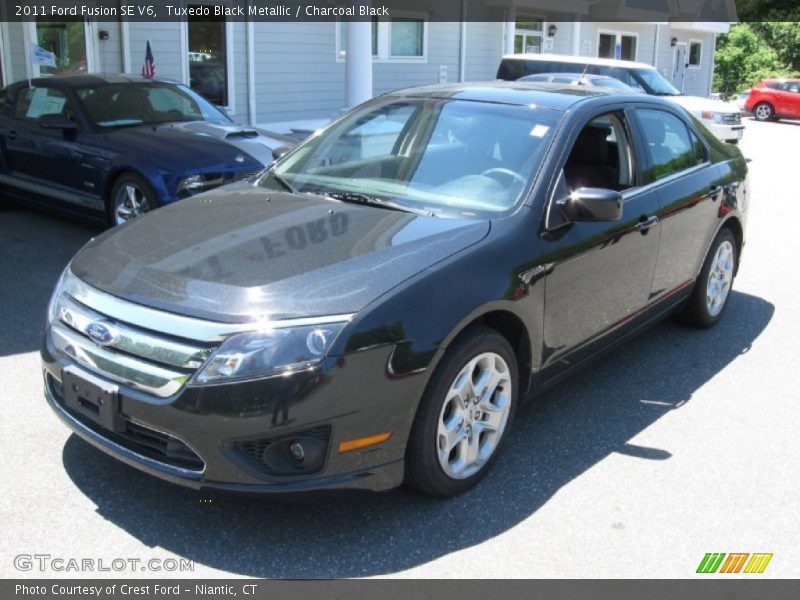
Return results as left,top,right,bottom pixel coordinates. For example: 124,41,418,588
0,1,734,132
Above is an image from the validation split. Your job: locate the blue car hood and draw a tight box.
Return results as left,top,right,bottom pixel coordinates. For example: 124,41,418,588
70,184,491,323
98,121,272,169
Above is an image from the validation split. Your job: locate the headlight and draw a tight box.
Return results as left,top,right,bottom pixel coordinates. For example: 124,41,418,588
193,322,347,384
701,111,725,124
46,265,74,325
178,173,225,196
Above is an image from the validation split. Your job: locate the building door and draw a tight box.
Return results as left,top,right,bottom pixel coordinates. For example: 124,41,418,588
514,20,544,54
672,43,688,91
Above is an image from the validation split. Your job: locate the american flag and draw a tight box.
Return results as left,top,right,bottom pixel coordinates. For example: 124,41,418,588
141,40,155,79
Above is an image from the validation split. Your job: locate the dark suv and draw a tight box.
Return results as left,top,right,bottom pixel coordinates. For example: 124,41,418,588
43,83,748,497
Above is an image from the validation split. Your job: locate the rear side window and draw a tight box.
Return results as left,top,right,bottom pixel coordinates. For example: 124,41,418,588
586,65,636,88
497,59,582,80
636,108,698,182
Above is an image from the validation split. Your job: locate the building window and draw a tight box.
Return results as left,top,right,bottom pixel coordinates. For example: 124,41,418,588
35,19,88,75
391,18,424,57
688,41,702,67
598,32,637,61
514,20,544,54
187,5,228,107
337,18,379,58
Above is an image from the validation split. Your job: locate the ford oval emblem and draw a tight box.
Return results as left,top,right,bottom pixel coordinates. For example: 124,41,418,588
235,154,245,163
86,321,117,346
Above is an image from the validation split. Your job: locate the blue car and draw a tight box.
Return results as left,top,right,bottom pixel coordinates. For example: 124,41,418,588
0,74,291,226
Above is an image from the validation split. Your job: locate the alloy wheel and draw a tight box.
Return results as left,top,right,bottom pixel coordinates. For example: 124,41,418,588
706,240,734,317
114,183,150,225
755,104,772,121
436,352,512,480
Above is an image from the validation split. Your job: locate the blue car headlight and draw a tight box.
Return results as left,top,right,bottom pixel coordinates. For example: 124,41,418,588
193,322,348,384
178,173,225,196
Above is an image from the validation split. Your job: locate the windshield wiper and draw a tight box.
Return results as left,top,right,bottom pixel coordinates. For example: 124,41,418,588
316,190,436,217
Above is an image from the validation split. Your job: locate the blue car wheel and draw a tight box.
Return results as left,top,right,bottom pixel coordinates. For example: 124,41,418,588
109,173,156,227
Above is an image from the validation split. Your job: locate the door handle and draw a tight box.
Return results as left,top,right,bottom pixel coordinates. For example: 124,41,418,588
635,215,659,234
708,185,722,201
5,130,17,140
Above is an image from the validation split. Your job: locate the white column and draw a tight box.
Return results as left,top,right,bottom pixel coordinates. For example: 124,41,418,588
345,19,373,109
571,20,581,56
504,5,516,55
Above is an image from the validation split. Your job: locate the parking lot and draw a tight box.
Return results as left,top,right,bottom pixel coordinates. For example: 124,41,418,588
0,117,798,579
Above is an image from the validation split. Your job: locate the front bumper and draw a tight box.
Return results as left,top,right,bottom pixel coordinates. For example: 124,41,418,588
703,120,745,143
41,333,424,494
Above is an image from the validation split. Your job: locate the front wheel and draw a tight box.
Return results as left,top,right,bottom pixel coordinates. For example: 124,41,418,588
680,228,737,328
405,327,518,497
107,173,155,227
753,102,774,121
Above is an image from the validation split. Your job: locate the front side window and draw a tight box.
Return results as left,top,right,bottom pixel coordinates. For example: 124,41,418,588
35,19,87,75
689,41,702,67
187,5,228,106
263,98,558,217
391,18,424,57
636,109,696,182
563,112,634,192
14,87,73,122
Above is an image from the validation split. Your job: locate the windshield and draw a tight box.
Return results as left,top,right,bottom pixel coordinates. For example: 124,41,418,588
631,68,681,96
76,82,229,129
261,98,559,218
593,77,632,90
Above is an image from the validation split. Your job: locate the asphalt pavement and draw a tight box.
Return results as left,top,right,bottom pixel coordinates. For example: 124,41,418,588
0,118,797,578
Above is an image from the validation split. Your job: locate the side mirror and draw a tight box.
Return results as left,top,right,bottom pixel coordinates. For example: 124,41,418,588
39,114,78,131
562,187,622,221
272,145,292,161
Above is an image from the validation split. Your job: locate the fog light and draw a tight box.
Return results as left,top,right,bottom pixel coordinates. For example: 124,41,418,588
289,441,305,462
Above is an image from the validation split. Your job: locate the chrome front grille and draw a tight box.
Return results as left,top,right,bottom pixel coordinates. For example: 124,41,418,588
723,113,741,124
50,278,219,398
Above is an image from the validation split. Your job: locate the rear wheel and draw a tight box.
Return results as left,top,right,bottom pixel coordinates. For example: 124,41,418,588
107,173,155,227
680,228,737,328
405,327,518,497
753,102,774,122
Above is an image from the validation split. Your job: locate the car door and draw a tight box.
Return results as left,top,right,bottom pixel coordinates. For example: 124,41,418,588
2,84,86,204
630,107,722,301
779,81,800,117
539,108,661,373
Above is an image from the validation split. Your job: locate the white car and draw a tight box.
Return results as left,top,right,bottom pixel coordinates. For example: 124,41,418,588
498,54,745,143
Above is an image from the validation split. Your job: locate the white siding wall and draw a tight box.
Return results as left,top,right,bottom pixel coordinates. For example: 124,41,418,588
96,21,123,73
129,21,185,82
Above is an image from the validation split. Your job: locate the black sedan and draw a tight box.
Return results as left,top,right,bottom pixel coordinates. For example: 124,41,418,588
0,75,291,226
42,82,748,497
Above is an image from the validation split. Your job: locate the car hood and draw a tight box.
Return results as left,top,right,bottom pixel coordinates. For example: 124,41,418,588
69,184,491,323
102,121,274,169
668,95,740,115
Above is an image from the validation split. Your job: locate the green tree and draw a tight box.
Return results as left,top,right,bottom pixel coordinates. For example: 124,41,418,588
713,23,797,96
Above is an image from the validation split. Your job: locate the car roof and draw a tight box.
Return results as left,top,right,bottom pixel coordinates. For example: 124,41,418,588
501,53,656,71
7,73,182,90
387,81,650,111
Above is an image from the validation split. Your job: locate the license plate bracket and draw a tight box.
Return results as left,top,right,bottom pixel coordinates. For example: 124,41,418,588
62,367,123,433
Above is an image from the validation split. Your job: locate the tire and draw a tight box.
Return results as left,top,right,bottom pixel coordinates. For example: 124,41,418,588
753,102,774,122
107,173,156,227
405,326,519,497
680,228,737,328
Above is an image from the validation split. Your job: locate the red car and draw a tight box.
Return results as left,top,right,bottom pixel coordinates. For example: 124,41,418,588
745,78,800,121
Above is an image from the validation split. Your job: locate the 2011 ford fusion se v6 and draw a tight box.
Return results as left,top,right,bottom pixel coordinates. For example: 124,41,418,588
42,82,749,497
